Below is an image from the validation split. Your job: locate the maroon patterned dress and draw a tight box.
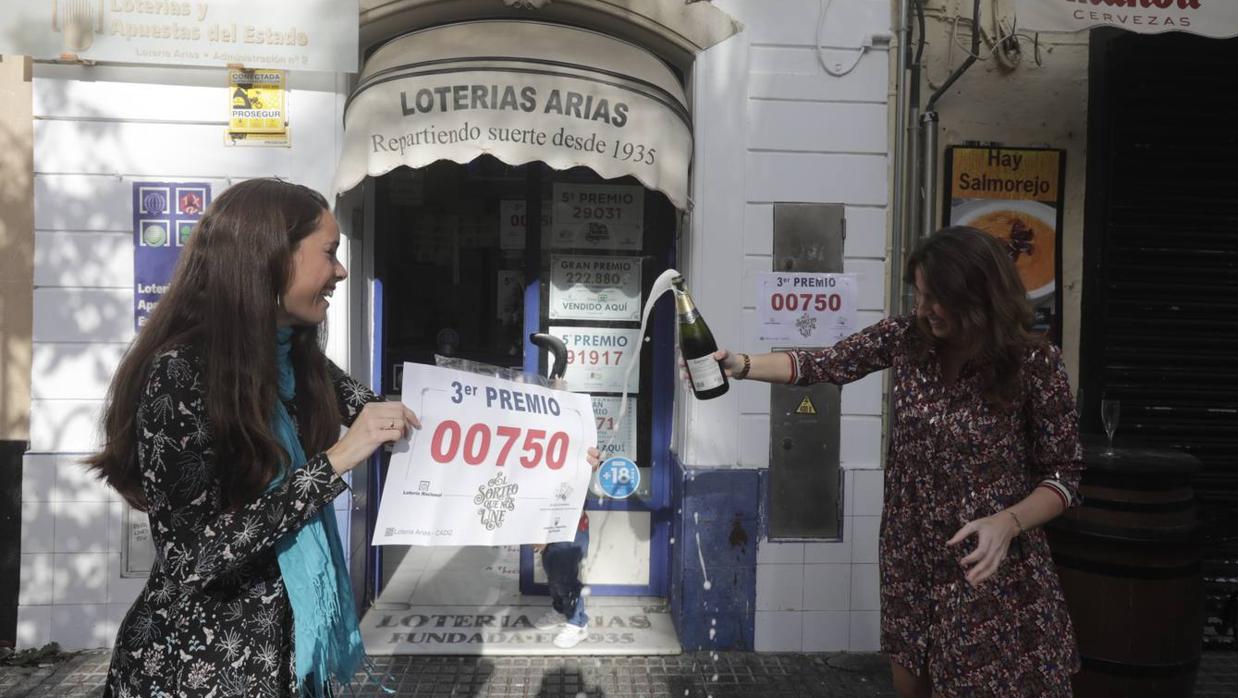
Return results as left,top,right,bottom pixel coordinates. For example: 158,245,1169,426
789,316,1083,696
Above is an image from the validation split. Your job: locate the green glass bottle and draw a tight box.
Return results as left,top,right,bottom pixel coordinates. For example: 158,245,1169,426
673,275,728,400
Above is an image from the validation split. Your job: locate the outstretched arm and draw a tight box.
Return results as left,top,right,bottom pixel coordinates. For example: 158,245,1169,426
714,316,910,386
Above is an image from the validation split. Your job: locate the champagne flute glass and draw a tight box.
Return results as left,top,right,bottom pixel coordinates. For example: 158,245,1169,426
1100,398,1120,456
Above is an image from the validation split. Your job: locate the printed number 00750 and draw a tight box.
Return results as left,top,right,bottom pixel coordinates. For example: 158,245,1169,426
769,293,842,312
429,420,570,470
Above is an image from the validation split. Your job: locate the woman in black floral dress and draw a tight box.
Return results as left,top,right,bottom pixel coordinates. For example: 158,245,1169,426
88,179,419,696
715,227,1084,697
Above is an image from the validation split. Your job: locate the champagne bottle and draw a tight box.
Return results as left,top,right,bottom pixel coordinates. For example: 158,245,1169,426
673,275,729,400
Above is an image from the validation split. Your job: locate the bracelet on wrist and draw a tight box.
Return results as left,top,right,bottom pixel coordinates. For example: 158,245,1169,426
735,353,752,380
1007,510,1024,536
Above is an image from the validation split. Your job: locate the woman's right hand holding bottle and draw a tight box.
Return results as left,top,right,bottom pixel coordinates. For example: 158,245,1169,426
679,349,746,384
325,401,421,475
697,350,793,384
712,349,745,377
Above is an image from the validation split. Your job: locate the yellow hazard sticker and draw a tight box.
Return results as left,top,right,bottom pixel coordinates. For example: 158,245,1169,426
795,395,817,415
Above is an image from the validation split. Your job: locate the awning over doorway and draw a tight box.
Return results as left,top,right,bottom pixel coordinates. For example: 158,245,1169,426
1014,0,1238,39
333,20,693,209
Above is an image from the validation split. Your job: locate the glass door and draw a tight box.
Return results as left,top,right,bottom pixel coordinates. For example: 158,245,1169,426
520,164,676,597
370,157,675,605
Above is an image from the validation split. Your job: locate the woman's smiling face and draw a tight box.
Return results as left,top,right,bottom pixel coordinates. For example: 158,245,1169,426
914,267,955,341
278,211,346,327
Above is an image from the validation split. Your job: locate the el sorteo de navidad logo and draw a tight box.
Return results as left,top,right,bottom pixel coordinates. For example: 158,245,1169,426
474,472,519,531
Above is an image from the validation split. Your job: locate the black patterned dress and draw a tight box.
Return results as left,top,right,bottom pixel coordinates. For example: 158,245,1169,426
103,345,380,698
788,316,1084,697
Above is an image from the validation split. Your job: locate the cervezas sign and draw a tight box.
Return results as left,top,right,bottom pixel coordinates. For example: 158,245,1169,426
1016,0,1237,37
1066,0,1203,28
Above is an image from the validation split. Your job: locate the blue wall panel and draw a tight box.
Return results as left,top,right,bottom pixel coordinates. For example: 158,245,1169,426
668,456,759,650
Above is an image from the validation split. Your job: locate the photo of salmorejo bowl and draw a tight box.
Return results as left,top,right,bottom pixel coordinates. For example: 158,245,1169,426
953,199,1058,301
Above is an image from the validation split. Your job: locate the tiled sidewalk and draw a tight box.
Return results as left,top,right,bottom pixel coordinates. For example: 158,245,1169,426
5,650,893,697
3,648,1236,696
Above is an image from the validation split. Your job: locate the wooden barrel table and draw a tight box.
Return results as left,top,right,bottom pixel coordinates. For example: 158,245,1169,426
1045,437,1203,697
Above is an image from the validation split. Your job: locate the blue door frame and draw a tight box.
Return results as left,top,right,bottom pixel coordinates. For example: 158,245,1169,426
366,277,385,603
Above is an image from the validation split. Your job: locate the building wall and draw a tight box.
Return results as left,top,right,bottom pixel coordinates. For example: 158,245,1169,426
918,0,1090,381
16,63,353,650
674,0,1089,653
17,0,901,654
674,0,892,652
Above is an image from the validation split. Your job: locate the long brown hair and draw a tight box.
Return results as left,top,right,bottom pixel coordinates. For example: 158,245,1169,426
87,178,341,511
903,226,1043,406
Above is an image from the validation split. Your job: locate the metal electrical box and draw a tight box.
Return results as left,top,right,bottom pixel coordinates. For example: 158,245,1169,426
768,204,845,540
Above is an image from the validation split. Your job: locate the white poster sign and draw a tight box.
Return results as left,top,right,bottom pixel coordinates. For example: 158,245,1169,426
549,254,642,321
550,184,644,251
1014,0,1237,39
592,396,637,461
552,326,642,393
374,363,596,547
499,200,551,251
754,273,858,345
0,0,358,72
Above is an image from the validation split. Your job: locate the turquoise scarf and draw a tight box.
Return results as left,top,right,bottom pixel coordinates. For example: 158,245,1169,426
270,327,365,696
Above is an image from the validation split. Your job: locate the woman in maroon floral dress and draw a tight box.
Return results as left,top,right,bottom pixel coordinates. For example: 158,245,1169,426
716,227,1083,697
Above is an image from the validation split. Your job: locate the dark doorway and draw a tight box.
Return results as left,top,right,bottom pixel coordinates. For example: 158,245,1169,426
1081,28,1238,648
